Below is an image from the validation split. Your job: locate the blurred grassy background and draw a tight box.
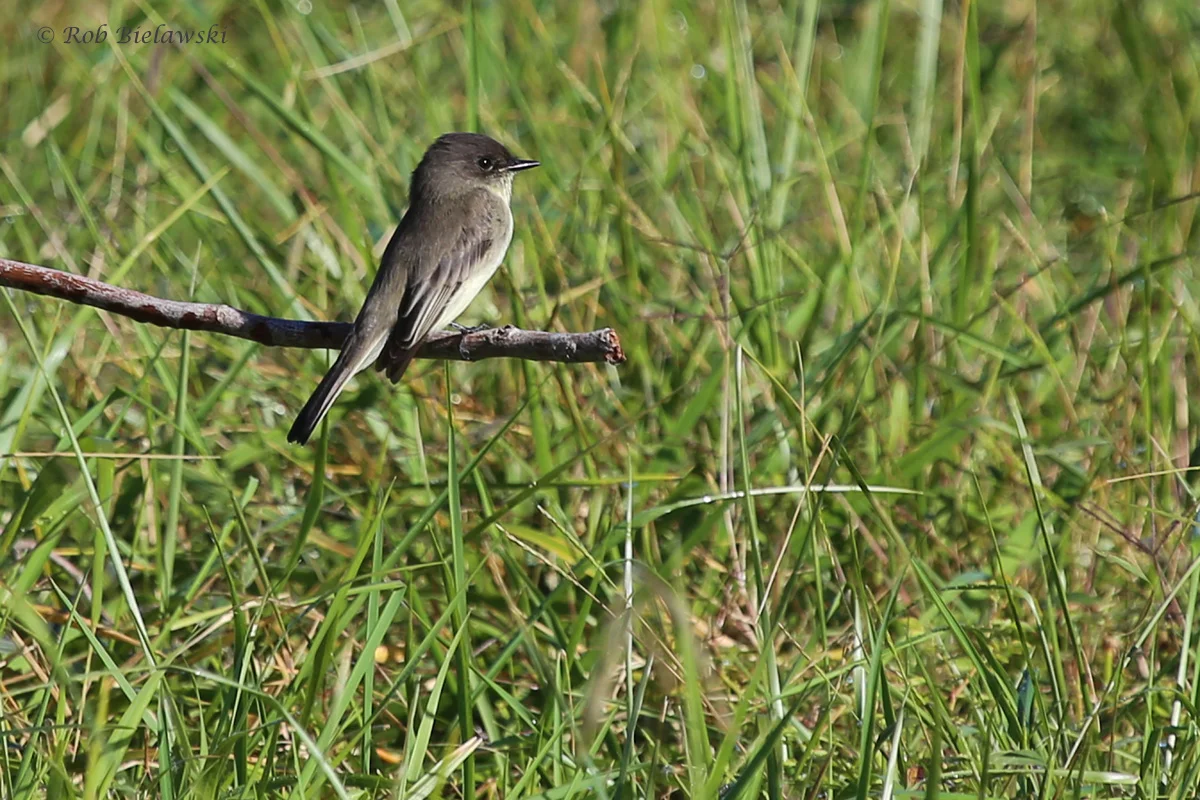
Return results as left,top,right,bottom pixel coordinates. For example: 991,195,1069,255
2,0,1200,796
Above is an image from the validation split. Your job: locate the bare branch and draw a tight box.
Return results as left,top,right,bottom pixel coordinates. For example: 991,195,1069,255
0,258,625,365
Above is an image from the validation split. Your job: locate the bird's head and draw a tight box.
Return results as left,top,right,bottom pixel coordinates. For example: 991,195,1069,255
412,132,539,202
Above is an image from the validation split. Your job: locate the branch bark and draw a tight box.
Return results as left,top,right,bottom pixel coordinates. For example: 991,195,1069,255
0,258,625,365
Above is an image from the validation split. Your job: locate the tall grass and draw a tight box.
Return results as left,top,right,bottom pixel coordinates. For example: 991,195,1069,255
2,0,1200,797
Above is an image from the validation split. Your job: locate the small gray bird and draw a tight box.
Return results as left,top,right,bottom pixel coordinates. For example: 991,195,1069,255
287,132,539,444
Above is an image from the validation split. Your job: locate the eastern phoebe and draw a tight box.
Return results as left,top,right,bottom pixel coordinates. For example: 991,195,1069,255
287,132,539,445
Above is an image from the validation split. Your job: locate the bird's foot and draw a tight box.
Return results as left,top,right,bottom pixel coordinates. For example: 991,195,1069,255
449,322,492,334
451,322,490,360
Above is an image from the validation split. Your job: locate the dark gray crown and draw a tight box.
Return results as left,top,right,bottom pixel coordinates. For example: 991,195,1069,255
411,132,539,198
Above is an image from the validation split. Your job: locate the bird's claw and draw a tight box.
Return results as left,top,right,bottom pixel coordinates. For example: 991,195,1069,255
449,322,492,334
451,322,491,361
451,322,490,360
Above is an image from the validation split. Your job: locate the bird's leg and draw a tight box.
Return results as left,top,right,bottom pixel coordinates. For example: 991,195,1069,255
450,322,491,360
449,322,492,334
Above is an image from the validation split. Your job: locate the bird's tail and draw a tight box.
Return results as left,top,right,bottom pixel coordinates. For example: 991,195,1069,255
287,348,363,445
376,344,420,383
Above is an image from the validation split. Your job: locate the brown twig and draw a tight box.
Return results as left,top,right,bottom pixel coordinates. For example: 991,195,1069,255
0,258,626,365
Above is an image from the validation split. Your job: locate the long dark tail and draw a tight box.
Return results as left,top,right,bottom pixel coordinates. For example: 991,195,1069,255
287,349,361,445
376,343,420,383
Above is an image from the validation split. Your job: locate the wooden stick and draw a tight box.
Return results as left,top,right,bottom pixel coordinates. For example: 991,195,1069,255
0,257,625,365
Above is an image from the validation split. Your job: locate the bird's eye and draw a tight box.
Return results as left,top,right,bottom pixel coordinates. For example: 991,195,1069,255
477,156,494,171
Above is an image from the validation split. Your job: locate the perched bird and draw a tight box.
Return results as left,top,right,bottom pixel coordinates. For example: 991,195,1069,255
287,132,539,444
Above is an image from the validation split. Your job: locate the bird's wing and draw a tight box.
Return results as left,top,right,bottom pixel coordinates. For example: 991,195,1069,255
392,229,494,349
377,193,500,372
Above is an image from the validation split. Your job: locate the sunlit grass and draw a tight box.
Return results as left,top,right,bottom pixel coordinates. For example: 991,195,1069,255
2,0,1200,797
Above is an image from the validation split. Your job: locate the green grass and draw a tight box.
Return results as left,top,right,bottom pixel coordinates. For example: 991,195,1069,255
2,0,1200,797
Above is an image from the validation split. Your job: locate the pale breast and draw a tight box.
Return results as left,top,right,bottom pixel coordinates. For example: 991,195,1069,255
431,200,514,332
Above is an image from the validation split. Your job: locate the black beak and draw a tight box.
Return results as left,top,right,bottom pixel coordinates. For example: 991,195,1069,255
506,158,540,172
